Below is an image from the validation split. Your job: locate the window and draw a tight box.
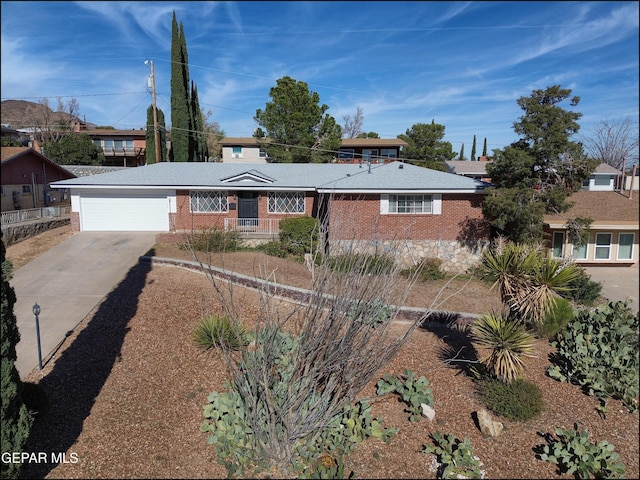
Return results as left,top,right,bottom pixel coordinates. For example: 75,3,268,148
594,176,610,186
268,192,305,213
259,148,267,158
232,146,242,158
103,139,114,149
338,149,354,159
594,233,612,260
618,233,634,260
389,194,432,214
380,148,397,159
572,242,588,260
125,139,134,150
22,185,31,194
114,139,123,150
190,191,228,213
552,232,564,258
362,149,379,162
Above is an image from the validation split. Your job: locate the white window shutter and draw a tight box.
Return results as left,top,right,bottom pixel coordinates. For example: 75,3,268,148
433,194,442,214
380,194,389,214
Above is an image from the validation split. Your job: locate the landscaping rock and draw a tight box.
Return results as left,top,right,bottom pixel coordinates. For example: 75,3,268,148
476,408,503,437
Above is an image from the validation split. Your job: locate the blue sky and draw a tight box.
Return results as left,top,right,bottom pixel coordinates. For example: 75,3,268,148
2,1,638,156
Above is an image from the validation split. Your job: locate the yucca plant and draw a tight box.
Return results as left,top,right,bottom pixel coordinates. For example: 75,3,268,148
193,314,248,352
471,312,536,383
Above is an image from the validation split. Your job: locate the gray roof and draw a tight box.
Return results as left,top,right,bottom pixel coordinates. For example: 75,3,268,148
51,161,487,193
445,160,491,175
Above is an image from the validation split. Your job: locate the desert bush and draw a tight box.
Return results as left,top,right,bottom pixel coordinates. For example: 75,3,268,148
376,369,434,422
477,378,544,421
536,297,574,340
471,312,536,383
423,431,484,479
181,227,242,253
193,315,248,352
400,257,445,281
538,423,626,478
561,268,603,306
328,252,395,275
547,300,639,412
257,240,288,258
278,216,319,257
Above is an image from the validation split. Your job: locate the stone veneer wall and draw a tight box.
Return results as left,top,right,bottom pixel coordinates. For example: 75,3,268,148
329,238,489,273
1,218,70,246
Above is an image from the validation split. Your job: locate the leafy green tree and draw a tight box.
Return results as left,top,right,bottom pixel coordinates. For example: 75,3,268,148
397,120,456,171
470,134,477,161
42,134,104,165
254,76,342,163
170,11,192,162
483,85,598,243
1,138,22,147
145,105,167,164
356,132,379,139
1,235,33,479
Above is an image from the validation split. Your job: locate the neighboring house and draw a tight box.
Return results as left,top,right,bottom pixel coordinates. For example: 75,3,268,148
51,161,491,272
581,162,621,191
1,125,26,144
220,137,269,163
1,147,76,211
73,122,147,167
445,158,492,182
543,190,639,266
219,137,408,164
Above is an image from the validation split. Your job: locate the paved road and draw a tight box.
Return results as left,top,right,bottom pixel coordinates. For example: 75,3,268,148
583,266,639,313
11,232,158,378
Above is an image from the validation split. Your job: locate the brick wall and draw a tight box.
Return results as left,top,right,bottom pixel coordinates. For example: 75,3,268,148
70,211,80,232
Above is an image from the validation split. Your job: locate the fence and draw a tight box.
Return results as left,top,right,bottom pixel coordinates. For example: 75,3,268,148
223,218,280,235
1,206,72,225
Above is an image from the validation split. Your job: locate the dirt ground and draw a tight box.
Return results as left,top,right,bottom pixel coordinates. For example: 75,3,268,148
6,225,639,479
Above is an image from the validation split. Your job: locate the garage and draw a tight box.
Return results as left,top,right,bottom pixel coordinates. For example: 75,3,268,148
78,189,172,231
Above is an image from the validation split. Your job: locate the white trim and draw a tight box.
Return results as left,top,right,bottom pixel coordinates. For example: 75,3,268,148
380,194,389,214
433,193,442,214
594,232,613,261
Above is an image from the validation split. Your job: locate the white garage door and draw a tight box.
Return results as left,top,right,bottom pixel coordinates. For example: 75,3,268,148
80,190,171,231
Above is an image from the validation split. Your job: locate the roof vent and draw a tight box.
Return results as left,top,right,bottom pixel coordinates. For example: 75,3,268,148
399,163,404,169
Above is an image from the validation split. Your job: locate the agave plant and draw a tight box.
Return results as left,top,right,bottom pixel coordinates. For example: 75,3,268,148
193,314,248,352
471,312,536,383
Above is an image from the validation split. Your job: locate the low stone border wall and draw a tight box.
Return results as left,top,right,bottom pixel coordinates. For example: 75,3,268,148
1,218,70,246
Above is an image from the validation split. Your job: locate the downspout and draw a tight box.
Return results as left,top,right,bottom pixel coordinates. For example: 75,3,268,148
31,172,37,208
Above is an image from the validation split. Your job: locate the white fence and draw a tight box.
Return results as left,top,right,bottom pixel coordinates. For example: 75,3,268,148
1,206,72,225
224,218,280,235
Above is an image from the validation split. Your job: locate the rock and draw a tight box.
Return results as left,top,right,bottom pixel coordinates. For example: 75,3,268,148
421,403,435,421
476,408,503,437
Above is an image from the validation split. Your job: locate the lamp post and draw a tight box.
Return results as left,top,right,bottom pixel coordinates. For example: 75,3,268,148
32,302,43,371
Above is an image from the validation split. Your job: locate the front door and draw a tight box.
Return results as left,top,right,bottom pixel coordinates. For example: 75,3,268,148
237,192,259,230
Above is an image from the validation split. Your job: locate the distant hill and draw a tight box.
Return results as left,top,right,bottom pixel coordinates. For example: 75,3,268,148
1,99,84,129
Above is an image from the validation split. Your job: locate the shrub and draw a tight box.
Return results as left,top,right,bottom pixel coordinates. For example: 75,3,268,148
328,253,395,275
538,423,626,478
400,257,445,281
547,300,639,412
471,312,536,383
477,378,544,421
257,240,288,258
278,216,319,257
376,369,434,422
181,227,242,253
20,382,50,417
193,315,248,352
423,431,484,479
561,268,603,306
536,297,574,340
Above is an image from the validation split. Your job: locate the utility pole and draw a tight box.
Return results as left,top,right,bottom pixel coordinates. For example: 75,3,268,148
149,59,162,162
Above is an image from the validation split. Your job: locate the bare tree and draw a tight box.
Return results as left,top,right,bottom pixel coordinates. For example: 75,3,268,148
582,117,639,170
28,97,79,145
342,106,364,138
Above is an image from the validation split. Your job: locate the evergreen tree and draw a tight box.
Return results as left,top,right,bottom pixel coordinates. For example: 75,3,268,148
482,137,488,158
471,134,477,161
170,11,191,162
1,235,32,479
397,120,456,170
145,105,167,164
190,82,208,161
459,143,465,161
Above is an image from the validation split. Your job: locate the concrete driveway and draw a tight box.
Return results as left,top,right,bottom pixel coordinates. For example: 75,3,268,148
583,266,639,313
10,232,158,378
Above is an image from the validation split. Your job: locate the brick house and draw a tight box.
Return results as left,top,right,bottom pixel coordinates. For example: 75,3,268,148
51,161,491,271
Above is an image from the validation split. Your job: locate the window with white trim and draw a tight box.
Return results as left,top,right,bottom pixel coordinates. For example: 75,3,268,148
268,191,305,213
618,233,634,260
551,232,564,258
389,194,432,214
190,191,228,213
232,146,242,159
594,233,612,260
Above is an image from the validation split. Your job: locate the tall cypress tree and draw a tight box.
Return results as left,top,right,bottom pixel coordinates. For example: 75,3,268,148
1,235,32,479
459,143,465,161
470,134,477,161
482,137,487,158
190,82,208,161
170,11,191,162
145,105,167,164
